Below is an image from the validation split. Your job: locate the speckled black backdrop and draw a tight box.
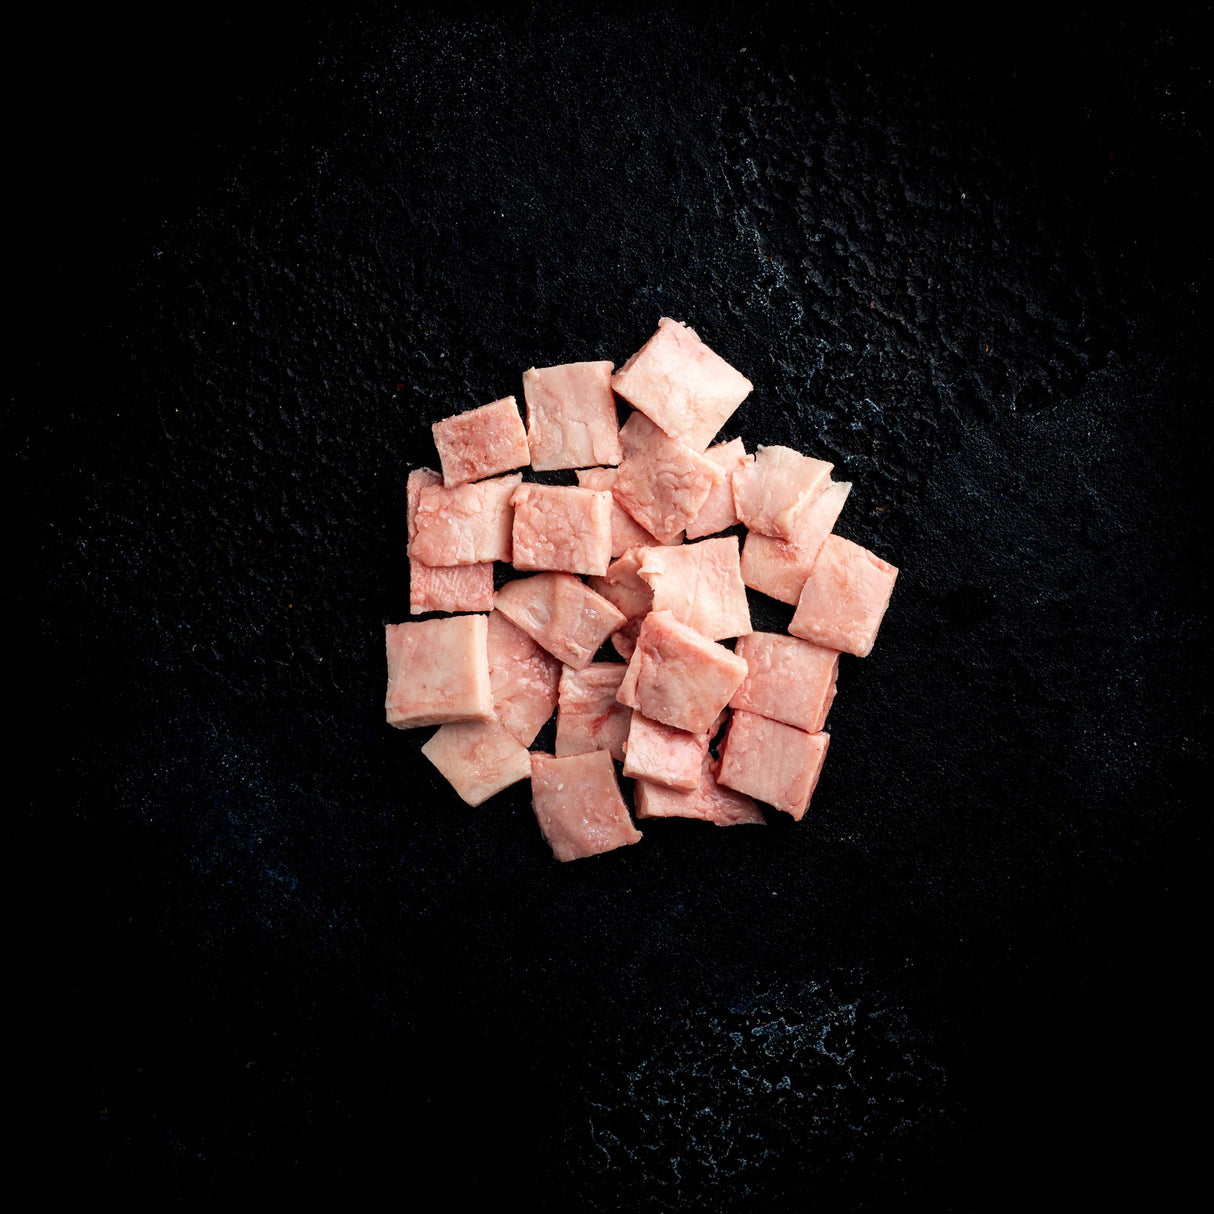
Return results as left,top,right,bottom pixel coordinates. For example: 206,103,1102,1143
23,2,1208,1208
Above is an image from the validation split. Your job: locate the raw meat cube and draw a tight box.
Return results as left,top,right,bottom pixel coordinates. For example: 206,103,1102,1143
621,713,707,790
587,548,653,660
510,483,612,577
530,750,642,862
523,361,622,471
406,468,494,614
385,615,494,729
410,473,522,566
576,466,664,556
486,609,561,747
421,719,531,806
637,536,752,640
732,445,834,540
494,573,626,669
716,710,829,820
611,317,753,450
612,412,726,544
740,479,852,604
730,631,839,733
634,752,765,826
555,663,631,761
685,438,752,539
789,534,899,658
616,610,748,735
432,396,530,487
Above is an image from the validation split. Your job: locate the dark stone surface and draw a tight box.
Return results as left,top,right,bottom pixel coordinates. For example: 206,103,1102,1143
22,2,1208,1208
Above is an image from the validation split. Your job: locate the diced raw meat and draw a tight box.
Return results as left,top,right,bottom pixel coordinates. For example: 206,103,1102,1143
406,468,495,613
637,536,752,640
616,610,748,734
612,413,726,544
523,361,622,471
716,710,829,820
486,609,561,746
510,483,612,577
740,479,852,604
586,551,652,660
432,396,530,487
621,713,707,790
421,719,531,806
730,631,839,732
611,317,753,450
732,445,834,540
411,473,522,566
385,615,494,729
576,467,664,557
789,534,899,658
634,752,765,826
555,663,631,761
530,750,642,862
494,572,626,669
685,437,751,539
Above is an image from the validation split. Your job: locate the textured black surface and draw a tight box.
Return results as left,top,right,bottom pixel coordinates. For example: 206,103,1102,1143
23,3,1208,1208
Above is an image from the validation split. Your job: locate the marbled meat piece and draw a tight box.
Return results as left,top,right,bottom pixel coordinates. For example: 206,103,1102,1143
576,466,664,557
612,412,726,544
634,752,765,826
637,536,751,640
530,750,642,862
789,534,899,657
732,445,834,540
432,396,530,487
494,572,626,669
421,719,531,806
523,361,622,471
616,610,748,734
740,479,852,604
410,473,521,566
587,548,653,660
685,437,751,539
486,609,561,747
621,713,708,790
611,317,753,450
730,631,839,733
385,615,494,729
511,483,612,576
406,468,494,614
717,710,829,820
555,663,631,761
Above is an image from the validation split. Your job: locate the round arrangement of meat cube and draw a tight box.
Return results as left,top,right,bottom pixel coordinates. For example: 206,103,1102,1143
386,317,899,860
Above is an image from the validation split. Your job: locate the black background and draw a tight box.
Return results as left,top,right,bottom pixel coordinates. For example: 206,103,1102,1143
21,2,1208,1208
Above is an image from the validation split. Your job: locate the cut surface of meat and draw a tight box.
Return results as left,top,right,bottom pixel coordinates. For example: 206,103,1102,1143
685,437,751,539
555,663,631,761
637,535,752,640
420,719,532,806
731,445,835,540
510,483,612,576
530,750,643,862
385,615,494,729
486,609,561,746
789,534,899,657
634,752,765,826
730,631,840,733
621,713,707,790
576,466,664,556
611,317,753,450
716,710,829,820
406,468,495,613
523,361,622,471
410,473,521,565
432,396,530,487
494,572,626,669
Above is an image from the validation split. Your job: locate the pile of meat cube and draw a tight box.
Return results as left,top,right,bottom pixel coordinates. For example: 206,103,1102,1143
385,318,898,861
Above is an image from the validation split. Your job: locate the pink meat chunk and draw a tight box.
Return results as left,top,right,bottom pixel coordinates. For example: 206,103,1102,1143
637,535,752,640
530,750,642,862
587,548,653,659
523,361,622,471
576,467,664,557
621,713,708,790
510,483,613,577
730,631,840,733
740,479,852,604
494,572,626,669
611,317,753,450
406,469,494,613
555,663,631,762
612,412,726,544
385,615,494,729
732,445,835,540
432,396,530,487
717,710,829,820
420,719,531,807
685,438,752,539
486,609,561,747
410,473,521,566
634,752,765,826
616,610,748,734
789,534,899,658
